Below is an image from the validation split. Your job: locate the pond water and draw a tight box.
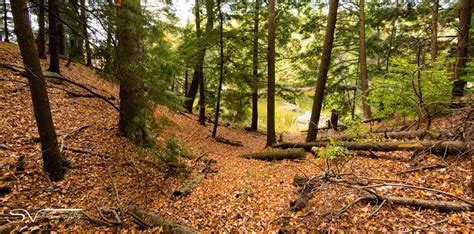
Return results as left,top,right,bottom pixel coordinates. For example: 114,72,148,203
254,91,330,134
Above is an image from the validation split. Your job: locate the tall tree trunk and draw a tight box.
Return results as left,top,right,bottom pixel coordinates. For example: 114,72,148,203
57,0,67,58
104,0,114,71
48,0,60,73
184,0,214,114
66,0,79,66
198,0,214,125
250,0,260,131
358,0,371,120
117,0,152,146
11,0,65,181
35,0,46,59
305,0,339,142
80,0,92,66
3,0,8,42
431,0,439,63
198,63,206,125
58,22,67,57
184,65,189,95
451,0,472,98
212,0,224,138
184,0,202,113
266,0,276,146
73,0,84,61
384,0,399,77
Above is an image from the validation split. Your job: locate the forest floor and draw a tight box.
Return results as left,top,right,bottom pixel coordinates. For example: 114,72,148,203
0,42,473,231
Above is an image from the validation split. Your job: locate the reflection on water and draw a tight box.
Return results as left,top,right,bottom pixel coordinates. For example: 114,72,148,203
256,94,330,134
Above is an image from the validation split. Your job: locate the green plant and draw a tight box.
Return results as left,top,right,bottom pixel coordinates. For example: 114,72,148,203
152,137,194,176
317,139,350,161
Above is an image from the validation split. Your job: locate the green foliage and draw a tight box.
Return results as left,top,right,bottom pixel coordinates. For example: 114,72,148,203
369,57,451,119
153,137,193,176
316,139,351,161
343,118,365,141
150,116,179,135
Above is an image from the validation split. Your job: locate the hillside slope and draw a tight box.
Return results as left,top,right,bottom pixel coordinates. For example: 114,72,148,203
0,42,472,231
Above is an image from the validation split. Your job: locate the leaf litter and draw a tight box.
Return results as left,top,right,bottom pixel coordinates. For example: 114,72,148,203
0,42,472,231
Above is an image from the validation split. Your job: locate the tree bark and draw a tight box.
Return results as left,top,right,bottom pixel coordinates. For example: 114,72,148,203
250,0,260,131
117,0,152,146
184,0,214,115
306,0,339,142
80,0,92,66
239,148,306,161
431,0,439,62
198,0,214,125
363,195,473,212
384,0,399,77
3,0,8,42
272,140,472,155
72,0,84,62
266,0,276,146
215,136,243,147
327,130,450,141
35,0,47,59
212,0,224,138
451,0,472,98
358,0,371,120
328,109,338,130
11,0,65,181
184,65,189,95
48,0,61,73
57,0,67,58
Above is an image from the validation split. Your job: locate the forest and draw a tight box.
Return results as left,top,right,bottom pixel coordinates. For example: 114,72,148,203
0,0,473,231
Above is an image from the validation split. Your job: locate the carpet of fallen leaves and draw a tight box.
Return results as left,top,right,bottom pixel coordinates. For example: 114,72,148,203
0,42,473,232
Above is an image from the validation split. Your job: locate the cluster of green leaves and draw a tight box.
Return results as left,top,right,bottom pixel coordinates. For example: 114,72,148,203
153,137,194,176
316,138,351,161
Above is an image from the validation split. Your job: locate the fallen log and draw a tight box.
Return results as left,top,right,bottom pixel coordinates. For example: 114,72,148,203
215,136,243,147
66,90,115,100
272,141,472,155
328,130,450,141
363,195,474,212
239,148,307,161
362,117,382,123
127,205,195,233
396,164,447,175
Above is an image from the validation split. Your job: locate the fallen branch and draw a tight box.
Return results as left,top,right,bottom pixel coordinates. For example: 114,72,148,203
412,218,449,230
356,199,386,224
239,148,307,161
66,90,115,100
328,130,451,141
59,125,89,153
215,136,243,147
63,146,110,158
363,195,473,212
81,211,113,227
0,144,11,150
126,205,195,233
363,118,383,123
396,164,447,175
356,183,474,206
272,140,472,156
